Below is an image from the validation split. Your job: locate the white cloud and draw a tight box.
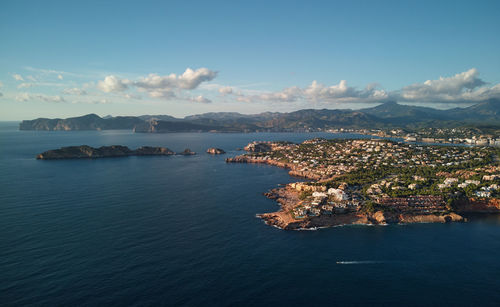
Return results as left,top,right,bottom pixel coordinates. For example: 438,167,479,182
257,86,302,102
97,75,130,92
18,83,34,89
63,88,87,95
225,69,500,105
304,80,388,101
0,81,3,88
96,68,217,101
13,66,498,108
91,99,111,104
191,95,212,103
304,80,354,100
12,74,24,81
122,93,142,100
24,66,84,78
17,82,65,89
399,68,493,102
232,80,387,103
148,89,176,99
133,68,217,91
16,93,65,103
219,86,233,95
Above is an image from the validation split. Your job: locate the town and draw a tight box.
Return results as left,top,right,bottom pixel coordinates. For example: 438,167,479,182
227,138,500,228
329,127,500,146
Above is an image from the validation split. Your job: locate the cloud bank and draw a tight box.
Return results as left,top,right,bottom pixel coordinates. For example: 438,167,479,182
16,93,65,103
399,68,493,102
8,67,500,107
234,80,388,104
227,68,499,105
63,88,88,95
97,68,217,101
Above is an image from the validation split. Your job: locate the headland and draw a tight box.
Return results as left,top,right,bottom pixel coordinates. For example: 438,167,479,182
227,138,500,230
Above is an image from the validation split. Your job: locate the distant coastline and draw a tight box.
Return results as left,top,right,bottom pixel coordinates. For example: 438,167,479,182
17,100,500,145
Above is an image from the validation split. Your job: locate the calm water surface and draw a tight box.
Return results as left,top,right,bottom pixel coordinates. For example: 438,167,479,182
1,122,499,306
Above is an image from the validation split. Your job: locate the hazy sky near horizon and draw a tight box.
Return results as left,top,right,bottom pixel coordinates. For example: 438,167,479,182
1,0,500,120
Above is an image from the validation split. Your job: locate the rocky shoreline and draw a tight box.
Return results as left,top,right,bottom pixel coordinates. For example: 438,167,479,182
258,187,466,230
225,156,324,181
226,152,500,230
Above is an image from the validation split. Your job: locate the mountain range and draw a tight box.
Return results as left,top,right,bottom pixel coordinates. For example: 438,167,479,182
19,99,500,132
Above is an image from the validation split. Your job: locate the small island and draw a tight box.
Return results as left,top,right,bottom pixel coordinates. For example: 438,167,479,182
206,148,226,155
227,139,500,230
37,145,179,159
178,148,196,155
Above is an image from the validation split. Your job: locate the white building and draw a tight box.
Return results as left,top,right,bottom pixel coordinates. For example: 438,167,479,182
327,188,348,201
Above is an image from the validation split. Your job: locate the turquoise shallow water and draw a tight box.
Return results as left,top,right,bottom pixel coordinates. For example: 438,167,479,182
1,122,500,306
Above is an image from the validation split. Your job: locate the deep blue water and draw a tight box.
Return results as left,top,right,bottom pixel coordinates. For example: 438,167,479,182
1,122,500,306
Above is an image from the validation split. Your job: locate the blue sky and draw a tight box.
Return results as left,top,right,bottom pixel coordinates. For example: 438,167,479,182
1,0,500,120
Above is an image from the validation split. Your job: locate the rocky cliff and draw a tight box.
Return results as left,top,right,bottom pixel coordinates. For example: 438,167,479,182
456,198,500,213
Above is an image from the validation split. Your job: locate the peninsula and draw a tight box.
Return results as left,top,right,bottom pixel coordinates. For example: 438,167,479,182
227,139,500,230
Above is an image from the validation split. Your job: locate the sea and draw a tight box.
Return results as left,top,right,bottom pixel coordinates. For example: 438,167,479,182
1,121,499,306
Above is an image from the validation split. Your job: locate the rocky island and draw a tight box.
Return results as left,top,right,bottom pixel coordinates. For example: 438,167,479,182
178,148,196,155
37,145,178,159
206,148,226,154
227,139,500,230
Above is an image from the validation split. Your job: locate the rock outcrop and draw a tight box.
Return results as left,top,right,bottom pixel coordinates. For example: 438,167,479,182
456,198,500,213
243,142,272,152
178,148,196,155
133,146,175,156
226,155,327,181
398,212,464,223
206,148,226,155
36,145,174,159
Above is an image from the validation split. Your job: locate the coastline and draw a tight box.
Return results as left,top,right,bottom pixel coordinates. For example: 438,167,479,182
225,155,326,181
227,153,499,230
257,186,465,230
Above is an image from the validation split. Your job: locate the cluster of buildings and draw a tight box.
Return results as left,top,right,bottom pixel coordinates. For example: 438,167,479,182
378,196,445,213
291,184,360,219
336,127,500,147
246,139,491,183
435,165,500,198
404,134,500,146
242,138,499,221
